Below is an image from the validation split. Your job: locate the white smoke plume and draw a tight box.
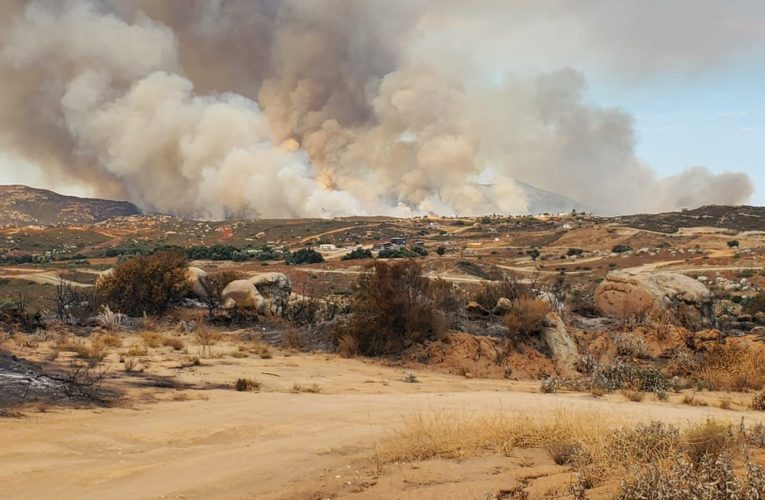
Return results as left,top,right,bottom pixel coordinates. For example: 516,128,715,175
0,0,757,218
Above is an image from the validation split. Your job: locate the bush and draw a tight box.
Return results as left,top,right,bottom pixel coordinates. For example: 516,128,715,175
474,276,529,310
505,298,550,338
727,240,740,248
744,292,765,315
614,332,649,358
342,247,373,261
97,249,190,317
436,246,446,256
285,248,325,265
254,246,280,261
751,391,765,411
566,248,584,257
591,360,670,398
411,246,428,256
187,244,241,261
692,342,765,392
334,260,446,356
540,377,559,393
620,452,765,498
612,244,632,254
684,420,734,464
378,247,421,259
235,378,261,392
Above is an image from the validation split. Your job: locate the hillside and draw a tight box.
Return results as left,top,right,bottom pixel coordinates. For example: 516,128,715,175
611,205,765,233
0,185,140,227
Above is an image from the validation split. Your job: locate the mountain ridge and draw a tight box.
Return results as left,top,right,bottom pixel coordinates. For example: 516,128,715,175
0,185,141,227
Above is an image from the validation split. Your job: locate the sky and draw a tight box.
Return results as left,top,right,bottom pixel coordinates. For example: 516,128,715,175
591,63,765,206
0,0,763,214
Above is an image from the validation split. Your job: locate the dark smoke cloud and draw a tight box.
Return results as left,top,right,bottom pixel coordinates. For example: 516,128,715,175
0,0,756,218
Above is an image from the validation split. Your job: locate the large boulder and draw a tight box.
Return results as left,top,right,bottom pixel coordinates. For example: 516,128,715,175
221,280,265,311
186,267,211,300
492,297,513,316
541,313,579,372
248,272,292,316
466,302,491,317
595,271,715,329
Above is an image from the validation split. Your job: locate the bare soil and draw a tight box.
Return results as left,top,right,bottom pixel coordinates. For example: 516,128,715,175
2,340,764,500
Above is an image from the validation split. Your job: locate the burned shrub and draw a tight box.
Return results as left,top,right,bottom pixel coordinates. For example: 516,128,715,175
473,274,529,311
334,260,447,356
97,249,190,317
505,297,550,338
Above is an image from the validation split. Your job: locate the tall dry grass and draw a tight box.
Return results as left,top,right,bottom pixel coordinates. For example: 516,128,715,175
380,411,626,471
377,411,762,492
694,342,765,392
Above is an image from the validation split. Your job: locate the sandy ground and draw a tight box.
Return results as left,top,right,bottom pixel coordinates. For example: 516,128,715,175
2,350,764,500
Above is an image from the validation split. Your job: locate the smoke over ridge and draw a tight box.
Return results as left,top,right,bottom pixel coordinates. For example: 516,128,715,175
0,0,757,218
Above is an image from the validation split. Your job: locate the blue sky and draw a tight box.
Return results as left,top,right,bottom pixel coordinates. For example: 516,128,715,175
591,61,765,205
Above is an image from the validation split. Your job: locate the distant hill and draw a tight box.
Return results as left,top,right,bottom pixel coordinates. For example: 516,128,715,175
474,180,595,215
513,180,597,215
0,185,140,227
610,205,765,233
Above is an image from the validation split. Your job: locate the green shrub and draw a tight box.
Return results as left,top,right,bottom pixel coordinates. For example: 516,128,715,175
342,247,373,261
285,248,325,265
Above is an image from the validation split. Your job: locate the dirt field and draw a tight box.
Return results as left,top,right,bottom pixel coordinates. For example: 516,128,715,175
2,346,764,500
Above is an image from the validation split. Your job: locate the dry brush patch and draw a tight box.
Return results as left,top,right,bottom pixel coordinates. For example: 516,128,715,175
377,411,765,496
692,342,765,392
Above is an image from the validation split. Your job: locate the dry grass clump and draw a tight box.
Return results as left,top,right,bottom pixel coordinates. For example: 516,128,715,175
178,355,201,368
693,342,765,392
682,393,708,407
620,453,765,499
282,327,307,350
234,378,261,392
95,333,122,349
750,391,765,411
56,337,106,366
379,411,618,468
123,356,139,372
125,344,148,357
161,335,185,351
253,342,273,359
379,411,764,495
291,383,322,394
141,331,162,348
614,332,649,359
195,318,221,358
139,313,160,332
621,390,645,402
505,297,549,338
473,276,528,310
684,420,735,464
540,377,559,393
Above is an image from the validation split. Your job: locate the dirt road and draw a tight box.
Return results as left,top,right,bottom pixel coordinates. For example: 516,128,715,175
2,354,762,500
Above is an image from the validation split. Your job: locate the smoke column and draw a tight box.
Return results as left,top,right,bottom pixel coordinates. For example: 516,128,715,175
0,0,756,218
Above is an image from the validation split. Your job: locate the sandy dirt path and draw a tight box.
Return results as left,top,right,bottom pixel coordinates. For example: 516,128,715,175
2,354,764,500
